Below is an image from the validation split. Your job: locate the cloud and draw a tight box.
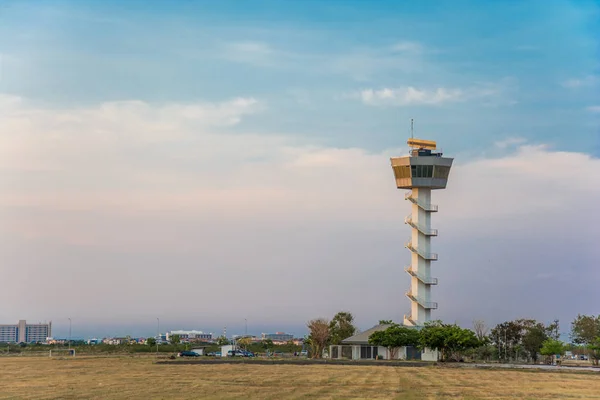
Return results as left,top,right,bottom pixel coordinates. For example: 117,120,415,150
359,87,463,106
494,137,527,148
586,105,600,113
390,41,423,53
562,75,599,88
1,95,598,333
215,39,430,81
356,78,518,107
220,41,276,67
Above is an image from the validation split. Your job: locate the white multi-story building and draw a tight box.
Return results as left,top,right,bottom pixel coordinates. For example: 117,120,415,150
166,330,212,342
0,320,52,343
261,332,294,342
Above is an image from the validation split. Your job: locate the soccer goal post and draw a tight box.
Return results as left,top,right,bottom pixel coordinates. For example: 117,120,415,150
49,349,76,357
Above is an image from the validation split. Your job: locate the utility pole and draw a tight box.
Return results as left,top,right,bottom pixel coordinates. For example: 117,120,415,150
245,319,247,337
68,318,72,353
156,318,160,357
504,328,507,362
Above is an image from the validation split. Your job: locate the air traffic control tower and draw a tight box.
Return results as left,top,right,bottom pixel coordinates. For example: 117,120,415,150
390,138,453,327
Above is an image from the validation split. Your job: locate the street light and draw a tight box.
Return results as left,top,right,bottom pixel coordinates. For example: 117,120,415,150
245,319,247,336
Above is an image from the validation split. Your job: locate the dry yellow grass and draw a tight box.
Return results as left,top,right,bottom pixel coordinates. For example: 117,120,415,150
1,356,600,399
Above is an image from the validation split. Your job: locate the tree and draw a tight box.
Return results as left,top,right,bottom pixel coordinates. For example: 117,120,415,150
368,324,419,359
237,337,252,350
418,320,480,362
589,337,600,366
473,320,488,342
216,335,230,346
306,318,330,359
571,314,600,365
491,319,553,363
170,334,181,345
261,339,274,350
490,321,523,362
546,319,560,340
146,337,156,347
379,320,393,325
540,338,564,365
329,312,357,345
521,323,547,363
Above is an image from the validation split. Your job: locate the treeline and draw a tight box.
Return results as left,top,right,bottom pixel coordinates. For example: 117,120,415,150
305,312,600,364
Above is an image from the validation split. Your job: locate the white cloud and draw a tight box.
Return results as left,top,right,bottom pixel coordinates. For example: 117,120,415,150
586,105,600,113
360,86,463,106
1,95,598,330
390,41,423,53
562,75,599,88
494,137,527,148
357,78,518,107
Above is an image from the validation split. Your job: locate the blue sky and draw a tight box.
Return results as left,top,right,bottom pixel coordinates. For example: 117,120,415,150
0,0,599,338
2,0,598,153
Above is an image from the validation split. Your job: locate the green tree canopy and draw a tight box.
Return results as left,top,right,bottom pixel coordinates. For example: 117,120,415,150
216,336,230,346
540,338,564,356
571,315,600,345
491,319,559,363
170,334,181,345
146,337,156,347
521,323,548,362
368,324,419,359
418,321,480,361
571,315,600,365
329,312,357,345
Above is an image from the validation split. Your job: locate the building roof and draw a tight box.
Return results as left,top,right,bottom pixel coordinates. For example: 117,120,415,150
341,324,392,345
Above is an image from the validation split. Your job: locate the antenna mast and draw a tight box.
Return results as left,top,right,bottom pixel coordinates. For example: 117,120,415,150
411,118,414,139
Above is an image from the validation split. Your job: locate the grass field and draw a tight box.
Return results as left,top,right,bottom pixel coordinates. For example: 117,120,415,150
1,356,600,399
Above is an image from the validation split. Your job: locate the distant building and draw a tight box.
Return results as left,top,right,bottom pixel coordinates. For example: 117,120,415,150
166,330,212,342
0,320,52,343
261,332,294,342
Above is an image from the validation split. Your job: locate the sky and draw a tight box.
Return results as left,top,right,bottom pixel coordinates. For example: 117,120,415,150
0,0,599,339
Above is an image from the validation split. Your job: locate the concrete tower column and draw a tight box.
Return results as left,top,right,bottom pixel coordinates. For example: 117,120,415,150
390,137,453,327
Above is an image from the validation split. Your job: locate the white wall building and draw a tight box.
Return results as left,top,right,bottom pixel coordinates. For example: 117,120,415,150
166,330,213,342
0,320,52,343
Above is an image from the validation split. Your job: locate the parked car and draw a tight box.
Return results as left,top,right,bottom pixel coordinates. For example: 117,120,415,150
177,351,200,357
227,350,255,357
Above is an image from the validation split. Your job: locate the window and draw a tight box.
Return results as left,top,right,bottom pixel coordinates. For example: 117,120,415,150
360,346,372,359
433,166,450,179
411,165,434,178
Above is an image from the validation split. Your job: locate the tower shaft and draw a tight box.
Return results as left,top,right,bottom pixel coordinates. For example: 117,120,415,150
404,188,437,326
390,137,452,327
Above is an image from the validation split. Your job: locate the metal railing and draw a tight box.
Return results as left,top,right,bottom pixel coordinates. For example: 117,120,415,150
405,291,438,309
404,216,438,236
405,241,438,260
404,192,439,212
404,266,439,285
